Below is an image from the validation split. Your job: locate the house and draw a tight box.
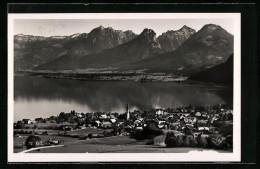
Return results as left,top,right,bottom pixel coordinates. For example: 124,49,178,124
94,120,101,127
198,127,210,131
101,121,112,128
60,125,73,131
158,120,166,129
135,126,143,131
134,119,142,125
156,109,164,115
124,125,133,132
110,119,116,123
110,115,116,119
99,114,108,119
184,117,189,123
78,126,87,129
197,119,208,126
22,119,33,124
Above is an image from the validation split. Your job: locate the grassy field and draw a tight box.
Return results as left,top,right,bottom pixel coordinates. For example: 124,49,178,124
15,128,232,153
27,135,231,153
14,134,80,153
14,128,112,153
25,122,76,128
14,127,111,136
66,128,112,136
14,129,62,135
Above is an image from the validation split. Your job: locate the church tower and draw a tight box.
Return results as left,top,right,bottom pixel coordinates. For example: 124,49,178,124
126,104,130,120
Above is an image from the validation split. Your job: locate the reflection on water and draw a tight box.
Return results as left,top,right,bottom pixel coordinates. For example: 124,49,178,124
14,76,233,121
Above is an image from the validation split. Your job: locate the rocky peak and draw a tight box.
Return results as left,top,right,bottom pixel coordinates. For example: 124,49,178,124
139,28,157,42
181,25,189,29
141,28,156,35
124,30,134,35
158,25,196,52
179,25,196,33
97,25,105,29
201,24,222,32
162,25,196,37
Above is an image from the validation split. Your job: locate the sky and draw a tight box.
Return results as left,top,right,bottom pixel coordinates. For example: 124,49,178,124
14,19,234,37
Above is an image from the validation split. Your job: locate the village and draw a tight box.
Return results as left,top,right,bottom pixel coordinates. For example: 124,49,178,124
13,104,233,153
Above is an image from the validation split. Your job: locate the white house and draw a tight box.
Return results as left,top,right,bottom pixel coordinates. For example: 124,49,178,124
156,110,164,115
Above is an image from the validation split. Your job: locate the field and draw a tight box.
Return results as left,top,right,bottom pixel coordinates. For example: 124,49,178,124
13,134,79,153
18,135,231,153
14,128,113,153
66,128,112,136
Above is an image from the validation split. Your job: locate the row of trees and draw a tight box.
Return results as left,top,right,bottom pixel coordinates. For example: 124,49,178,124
165,132,233,149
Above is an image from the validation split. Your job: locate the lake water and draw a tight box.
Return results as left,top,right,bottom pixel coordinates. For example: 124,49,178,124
14,76,233,121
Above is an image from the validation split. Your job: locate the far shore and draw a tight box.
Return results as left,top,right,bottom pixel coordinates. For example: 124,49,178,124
16,69,188,82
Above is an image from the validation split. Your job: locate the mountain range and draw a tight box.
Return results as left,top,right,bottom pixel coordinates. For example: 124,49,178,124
14,24,233,77
123,24,233,74
14,26,137,70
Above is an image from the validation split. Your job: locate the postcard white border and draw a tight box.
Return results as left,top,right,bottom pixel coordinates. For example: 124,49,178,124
8,13,241,162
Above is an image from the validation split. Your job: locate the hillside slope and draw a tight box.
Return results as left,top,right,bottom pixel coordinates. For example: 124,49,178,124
188,54,233,85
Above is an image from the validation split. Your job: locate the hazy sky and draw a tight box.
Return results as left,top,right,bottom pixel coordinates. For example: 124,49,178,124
14,19,234,37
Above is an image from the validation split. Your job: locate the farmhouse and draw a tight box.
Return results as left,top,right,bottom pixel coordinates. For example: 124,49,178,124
22,119,33,124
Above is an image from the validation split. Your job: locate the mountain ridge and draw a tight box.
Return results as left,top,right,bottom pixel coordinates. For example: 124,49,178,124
15,24,234,77
158,25,196,52
35,28,163,70
14,26,137,71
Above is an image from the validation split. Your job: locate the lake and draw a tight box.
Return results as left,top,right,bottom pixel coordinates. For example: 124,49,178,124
14,76,233,121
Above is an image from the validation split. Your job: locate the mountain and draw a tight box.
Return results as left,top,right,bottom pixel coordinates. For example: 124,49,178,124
14,26,137,71
125,24,234,74
35,28,163,70
63,26,137,56
188,54,233,85
14,34,77,71
158,25,196,52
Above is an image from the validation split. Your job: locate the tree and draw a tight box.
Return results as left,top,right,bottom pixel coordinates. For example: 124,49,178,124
113,112,119,118
165,132,184,147
35,118,43,123
85,113,93,124
57,112,69,123
117,113,126,120
146,121,157,130
70,110,76,115
15,121,25,129
25,135,42,149
49,116,56,121
226,113,233,120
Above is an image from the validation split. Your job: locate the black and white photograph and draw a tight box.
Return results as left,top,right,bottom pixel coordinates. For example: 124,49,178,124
8,13,241,162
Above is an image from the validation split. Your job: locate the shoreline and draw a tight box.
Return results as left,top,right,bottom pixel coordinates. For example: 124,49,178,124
16,70,188,82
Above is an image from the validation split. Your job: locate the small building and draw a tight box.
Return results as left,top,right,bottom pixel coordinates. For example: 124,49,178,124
94,120,101,127
101,121,112,128
198,127,210,131
22,119,33,124
158,120,166,129
99,114,108,119
156,109,164,116
135,126,143,131
110,119,116,123
195,112,201,117
78,126,87,129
